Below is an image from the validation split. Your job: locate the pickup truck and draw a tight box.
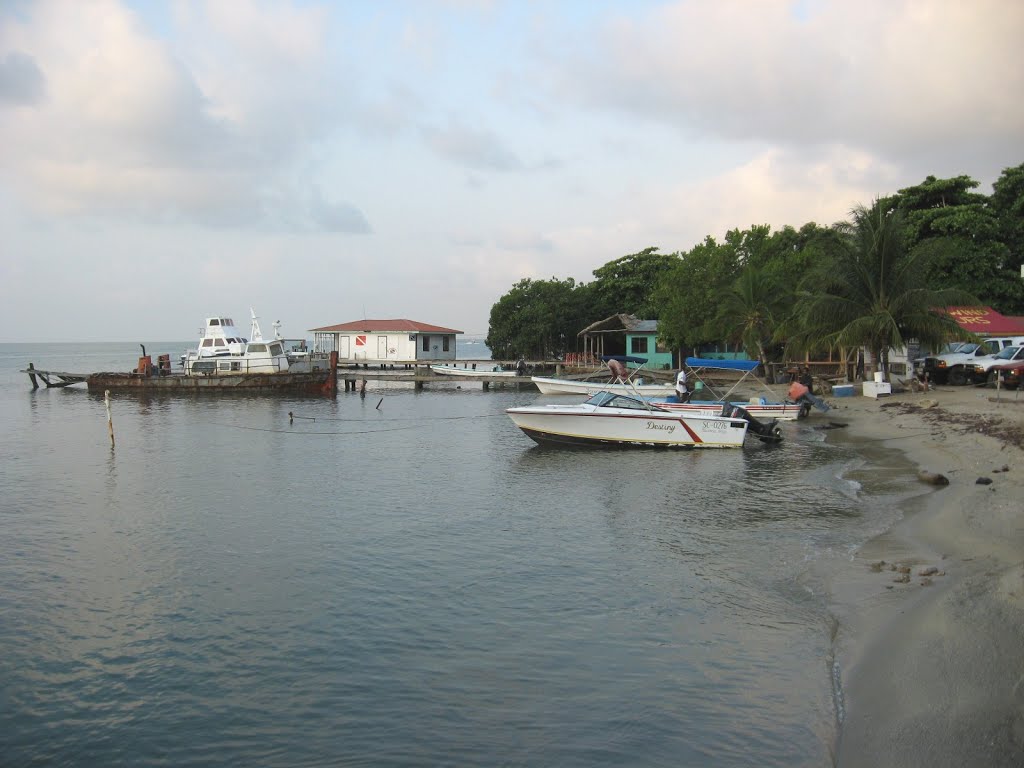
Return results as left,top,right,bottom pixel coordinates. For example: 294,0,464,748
919,338,1010,385
974,345,1024,385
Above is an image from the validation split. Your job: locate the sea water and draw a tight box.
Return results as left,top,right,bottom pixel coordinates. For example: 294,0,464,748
0,342,920,767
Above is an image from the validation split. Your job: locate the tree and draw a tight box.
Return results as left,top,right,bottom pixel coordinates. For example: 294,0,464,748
653,236,742,351
712,264,787,372
795,202,978,380
485,277,589,359
989,162,1024,313
590,247,681,319
893,174,1023,314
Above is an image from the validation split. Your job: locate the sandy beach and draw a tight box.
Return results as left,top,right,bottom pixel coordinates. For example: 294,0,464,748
804,381,1024,766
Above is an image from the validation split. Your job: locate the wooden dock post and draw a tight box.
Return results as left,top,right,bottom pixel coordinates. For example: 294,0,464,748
105,390,115,447
28,363,38,390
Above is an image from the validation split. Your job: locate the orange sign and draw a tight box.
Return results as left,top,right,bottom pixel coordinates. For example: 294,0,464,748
355,335,366,346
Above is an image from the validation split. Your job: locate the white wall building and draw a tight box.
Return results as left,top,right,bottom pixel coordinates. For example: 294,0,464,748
310,319,463,364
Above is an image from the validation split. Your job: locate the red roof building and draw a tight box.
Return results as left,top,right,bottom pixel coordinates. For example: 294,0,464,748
944,307,1024,336
309,319,464,364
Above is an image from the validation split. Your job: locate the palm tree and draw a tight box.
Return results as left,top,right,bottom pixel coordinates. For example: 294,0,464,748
714,264,787,373
794,202,977,380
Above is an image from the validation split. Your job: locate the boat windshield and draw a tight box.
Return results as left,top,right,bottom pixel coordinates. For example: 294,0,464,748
585,391,667,411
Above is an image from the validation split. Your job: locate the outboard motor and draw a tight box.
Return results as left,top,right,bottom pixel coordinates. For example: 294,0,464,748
724,404,784,444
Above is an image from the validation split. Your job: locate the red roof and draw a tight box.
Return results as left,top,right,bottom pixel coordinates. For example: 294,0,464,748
310,318,464,334
944,306,1024,336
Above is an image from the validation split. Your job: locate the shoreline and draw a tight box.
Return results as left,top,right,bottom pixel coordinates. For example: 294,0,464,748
805,384,1024,766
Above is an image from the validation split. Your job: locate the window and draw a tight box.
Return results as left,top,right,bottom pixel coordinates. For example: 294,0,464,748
248,343,267,352
443,336,450,352
631,337,649,354
422,335,430,352
269,343,283,356
202,338,214,348
210,319,220,326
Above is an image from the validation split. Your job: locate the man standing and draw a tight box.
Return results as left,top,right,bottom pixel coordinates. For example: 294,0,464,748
675,368,690,402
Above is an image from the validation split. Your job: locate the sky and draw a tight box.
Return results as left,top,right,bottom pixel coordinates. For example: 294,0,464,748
1,0,1022,343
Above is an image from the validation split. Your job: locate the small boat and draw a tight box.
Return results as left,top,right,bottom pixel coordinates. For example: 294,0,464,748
506,391,782,449
531,355,675,396
430,363,518,377
645,397,807,421
666,357,807,419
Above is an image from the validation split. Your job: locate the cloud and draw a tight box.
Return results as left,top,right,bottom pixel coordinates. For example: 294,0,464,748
422,120,524,171
0,0,365,231
545,0,1024,167
0,51,45,106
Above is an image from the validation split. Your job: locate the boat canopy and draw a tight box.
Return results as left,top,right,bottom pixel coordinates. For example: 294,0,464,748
685,357,759,372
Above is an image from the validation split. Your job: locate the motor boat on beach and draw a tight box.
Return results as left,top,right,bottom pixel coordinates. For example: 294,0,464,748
647,357,808,420
531,355,676,397
506,391,783,449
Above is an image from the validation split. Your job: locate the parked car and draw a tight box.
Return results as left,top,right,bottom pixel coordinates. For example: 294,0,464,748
974,345,1024,384
920,336,1024,385
989,359,1024,389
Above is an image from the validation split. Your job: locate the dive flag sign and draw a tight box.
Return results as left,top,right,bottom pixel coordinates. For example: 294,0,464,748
355,335,367,346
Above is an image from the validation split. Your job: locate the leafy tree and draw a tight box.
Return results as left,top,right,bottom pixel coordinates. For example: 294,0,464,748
795,203,978,379
653,236,742,351
485,277,589,359
989,162,1024,313
892,174,1023,313
590,247,681,319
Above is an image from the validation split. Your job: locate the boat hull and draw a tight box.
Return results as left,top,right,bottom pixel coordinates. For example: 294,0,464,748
506,406,748,448
431,365,517,377
86,370,336,394
531,376,675,397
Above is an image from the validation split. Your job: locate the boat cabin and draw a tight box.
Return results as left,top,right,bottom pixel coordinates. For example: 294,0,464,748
197,317,248,357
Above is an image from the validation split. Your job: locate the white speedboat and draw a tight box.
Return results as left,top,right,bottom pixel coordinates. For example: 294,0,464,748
431,363,518,377
506,391,782,449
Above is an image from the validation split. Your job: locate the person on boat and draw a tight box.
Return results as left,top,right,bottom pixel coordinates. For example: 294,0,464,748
675,368,690,403
607,358,627,382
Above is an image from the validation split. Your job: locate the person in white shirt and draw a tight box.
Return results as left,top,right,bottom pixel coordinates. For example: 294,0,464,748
675,368,690,402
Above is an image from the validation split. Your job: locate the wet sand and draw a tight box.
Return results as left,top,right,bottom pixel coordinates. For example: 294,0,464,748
805,382,1024,766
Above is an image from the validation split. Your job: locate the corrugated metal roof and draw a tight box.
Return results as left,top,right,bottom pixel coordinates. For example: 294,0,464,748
632,320,658,333
309,319,464,334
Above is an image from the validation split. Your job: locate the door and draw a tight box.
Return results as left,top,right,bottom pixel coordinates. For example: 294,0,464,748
378,335,388,359
339,336,351,359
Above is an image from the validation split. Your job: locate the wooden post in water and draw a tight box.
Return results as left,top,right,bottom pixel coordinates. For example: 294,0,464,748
28,363,38,390
105,390,115,447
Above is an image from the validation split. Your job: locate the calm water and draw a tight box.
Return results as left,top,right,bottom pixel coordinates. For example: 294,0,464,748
0,343,920,767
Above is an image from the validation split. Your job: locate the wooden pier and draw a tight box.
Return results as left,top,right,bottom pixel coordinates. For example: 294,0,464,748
22,363,88,389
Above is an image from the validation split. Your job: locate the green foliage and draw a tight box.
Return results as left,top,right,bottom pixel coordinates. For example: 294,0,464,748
892,173,1023,314
653,236,741,350
712,264,787,370
485,277,590,359
590,247,681,318
795,204,978,375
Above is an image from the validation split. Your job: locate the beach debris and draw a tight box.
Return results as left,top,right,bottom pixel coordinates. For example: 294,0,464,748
894,574,911,583
920,577,934,586
992,465,1010,473
897,565,912,574
869,560,887,572
919,566,939,576
917,470,950,486
975,476,993,485
919,398,939,408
